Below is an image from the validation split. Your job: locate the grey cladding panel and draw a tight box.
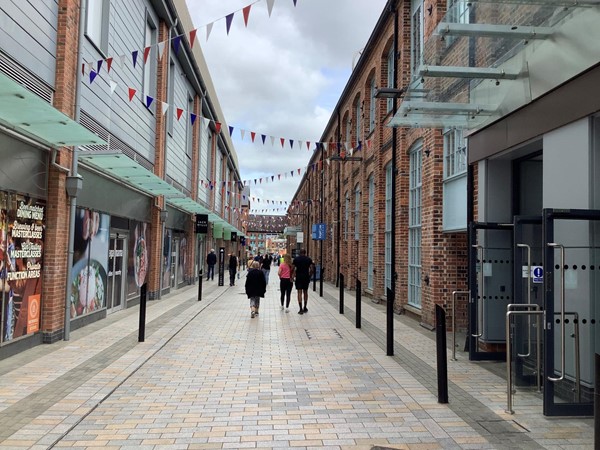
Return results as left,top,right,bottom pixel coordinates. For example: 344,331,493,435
0,0,58,86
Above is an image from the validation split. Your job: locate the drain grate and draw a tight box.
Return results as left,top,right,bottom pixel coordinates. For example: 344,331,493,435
305,328,343,340
477,419,529,434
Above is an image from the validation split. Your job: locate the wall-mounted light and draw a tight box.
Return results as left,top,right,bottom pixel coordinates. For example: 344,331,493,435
159,209,169,222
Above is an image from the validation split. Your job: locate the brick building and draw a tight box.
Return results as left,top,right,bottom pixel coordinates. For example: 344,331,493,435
291,0,600,417
0,0,243,358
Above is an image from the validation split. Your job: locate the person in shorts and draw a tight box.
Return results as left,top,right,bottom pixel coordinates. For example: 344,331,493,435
245,261,266,318
292,249,313,314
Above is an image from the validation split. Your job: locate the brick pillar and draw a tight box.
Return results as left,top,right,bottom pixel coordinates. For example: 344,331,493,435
148,21,170,299
41,0,80,342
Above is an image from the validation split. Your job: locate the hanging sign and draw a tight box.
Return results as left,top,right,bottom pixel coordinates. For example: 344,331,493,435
195,214,208,234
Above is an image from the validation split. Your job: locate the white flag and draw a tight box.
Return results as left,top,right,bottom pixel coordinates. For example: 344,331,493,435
266,0,275,17
206,22,214,41
157,41,166,60
240,129,246,140
161,102,169,116
270,136,275,146
109,80,118,95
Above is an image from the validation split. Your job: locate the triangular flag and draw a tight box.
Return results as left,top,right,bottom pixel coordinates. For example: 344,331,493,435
240,129,246,140
229,125,234,136
81,63,85,76
173,35,182,54
225,13,234,35
190,113,197,125
176,108,184,120
206,22,214,41
97,60,103,74
271,176,275,182
204,116,211,130
132,50,138,68
119,54,126,68
293,0,298,5
157,41,166,60
109,80,117,94
306,141,311,150
106,57,113,73
161,102,169,116
323,142,328,152
189,29,197,48
289,139,294,149
143,46,151,63
146,95,154,109
280,138,285,148
251,132,256,142
128,87,136,101
266,0,275,17
243,5,252,26
261,134,266,144
215,122,222,134
270,136,275,146
298,168,301,175
90,70,97,84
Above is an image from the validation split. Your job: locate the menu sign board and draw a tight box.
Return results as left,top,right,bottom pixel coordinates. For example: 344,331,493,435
1,194,45,343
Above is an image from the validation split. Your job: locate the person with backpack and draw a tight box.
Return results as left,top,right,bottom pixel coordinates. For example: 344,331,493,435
245,261,266,318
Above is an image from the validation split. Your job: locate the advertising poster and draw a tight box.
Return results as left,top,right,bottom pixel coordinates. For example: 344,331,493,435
162,229,172,289
1,193,45,343
127,221,149,299
178,235,187,286
70,208,109,318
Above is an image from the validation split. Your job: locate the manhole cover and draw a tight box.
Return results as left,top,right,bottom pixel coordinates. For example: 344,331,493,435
477,420,529,434
305,328,343,340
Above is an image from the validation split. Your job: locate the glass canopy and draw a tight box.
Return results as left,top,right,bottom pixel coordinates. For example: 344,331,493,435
389,0,600,130
0,72,106,147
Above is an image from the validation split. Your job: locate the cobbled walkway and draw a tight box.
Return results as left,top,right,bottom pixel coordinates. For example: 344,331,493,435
0,277,593,449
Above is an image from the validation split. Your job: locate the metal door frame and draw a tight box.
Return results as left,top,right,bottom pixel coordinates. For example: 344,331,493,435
468,221,514,361
543,208,597,416
107,232,127,314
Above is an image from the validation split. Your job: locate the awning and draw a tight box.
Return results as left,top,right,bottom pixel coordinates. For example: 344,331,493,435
0,71,106,147
389,0,600,131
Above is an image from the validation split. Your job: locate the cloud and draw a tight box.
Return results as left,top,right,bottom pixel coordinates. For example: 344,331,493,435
187,0,387,212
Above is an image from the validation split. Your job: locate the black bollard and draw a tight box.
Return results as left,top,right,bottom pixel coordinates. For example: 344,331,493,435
339,273,344,314
198,269,203,301
387,287,393,356
595,353,600,447
319,267,324,298
356,279,361,328
436,304,449,404
138,283,147,342
313,266,316,292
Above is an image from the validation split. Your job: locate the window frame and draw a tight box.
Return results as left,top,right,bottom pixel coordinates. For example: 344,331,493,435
354,184,360,241
411,0,424,79
143,14,157,103
443,128,467,180
367,176,375,290
369,78,376,134
85,0,110,55
386,47,395,113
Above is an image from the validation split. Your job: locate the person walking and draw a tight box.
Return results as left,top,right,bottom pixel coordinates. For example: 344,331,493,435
261,254,272,285
293,249,314,314
228,252,238,286
277,253,294,312
245,261,266,318
206,249,217,281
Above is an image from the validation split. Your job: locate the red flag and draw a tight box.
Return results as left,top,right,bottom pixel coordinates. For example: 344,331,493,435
243,5,252,27
128,87,136,101
106,57,113,73
143,46,151,63
280,138,285,148
215,122,222,134
81,63,85,76
176,108,184,120
297,168,301,175
306,141,311,150
189,29,197,48
250,131,256,142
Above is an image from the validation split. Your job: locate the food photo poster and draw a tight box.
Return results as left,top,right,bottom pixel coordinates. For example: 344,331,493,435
70,208,109,318
127,220,149,299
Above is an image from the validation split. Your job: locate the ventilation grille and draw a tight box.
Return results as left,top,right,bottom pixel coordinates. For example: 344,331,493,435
166,175,191,197
80,110,154,172
0,50,53,103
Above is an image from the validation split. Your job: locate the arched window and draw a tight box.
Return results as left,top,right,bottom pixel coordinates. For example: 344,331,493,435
354,184,361,241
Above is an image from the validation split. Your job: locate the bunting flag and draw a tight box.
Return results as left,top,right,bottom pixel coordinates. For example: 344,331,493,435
176,108,184,120
189,29,197,48
89,70,98,84
306,141,311,150
97,60,103,74
132,50,138,68
225,13,234,35
119,54,126,68
161,101,169,116
243,5,252,26
173,35,182,54
191,113,197,125
270,136,275,146
289,139,294,149
293,0,298,6
251,131,256,142
206,22,213,41
240,129,246,140
261,134,266,144
146,95,154,109
157,41,166,60
128,87,136,101
109,80,117,94
81,63,85,76
229,125,234,136
106,57,113,73
280,137,285,148
266,0,275,17
215,122,222,134
143,46,151,63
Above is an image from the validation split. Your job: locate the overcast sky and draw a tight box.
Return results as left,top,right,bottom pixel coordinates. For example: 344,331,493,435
186,0,387,214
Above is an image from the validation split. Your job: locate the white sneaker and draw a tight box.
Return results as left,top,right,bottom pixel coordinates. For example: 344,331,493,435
285,308,289,313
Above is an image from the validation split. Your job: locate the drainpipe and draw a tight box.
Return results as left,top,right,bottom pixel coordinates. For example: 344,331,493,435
336,111,341,288
63,0,87,341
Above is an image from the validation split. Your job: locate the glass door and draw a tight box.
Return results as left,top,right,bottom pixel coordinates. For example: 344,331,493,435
170,238,179,289
512,216,544,390
543,208,598,416
468,222,514,361
107,234,126,313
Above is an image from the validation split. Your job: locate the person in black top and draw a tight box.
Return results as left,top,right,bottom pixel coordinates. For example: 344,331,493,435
261,254,272,285
245,261,266,318
292,249,314,314
228,253,238,286
206,249,217,281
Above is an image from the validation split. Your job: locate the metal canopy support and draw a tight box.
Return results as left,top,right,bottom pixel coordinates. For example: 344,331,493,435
437,22,554,40
418,65,521,80
402,101,497,115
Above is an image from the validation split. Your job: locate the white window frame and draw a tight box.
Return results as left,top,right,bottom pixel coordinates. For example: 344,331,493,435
345,114,351,147
386,47,395,113
443,128,468,231
143,16,157,103
344,191,350,239
368,176,375,290
385,163,392,291
411,0,424,79
86,0,109,54
167,61,175,135
354,184,360,241
443,128,467,180
409,142,423,308
447,0,470,24
369,78,376,134
355,97,361,142
186,94,193,158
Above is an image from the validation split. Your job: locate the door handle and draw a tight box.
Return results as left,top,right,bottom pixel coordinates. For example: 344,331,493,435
516,243,532,357
547,243,565,382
